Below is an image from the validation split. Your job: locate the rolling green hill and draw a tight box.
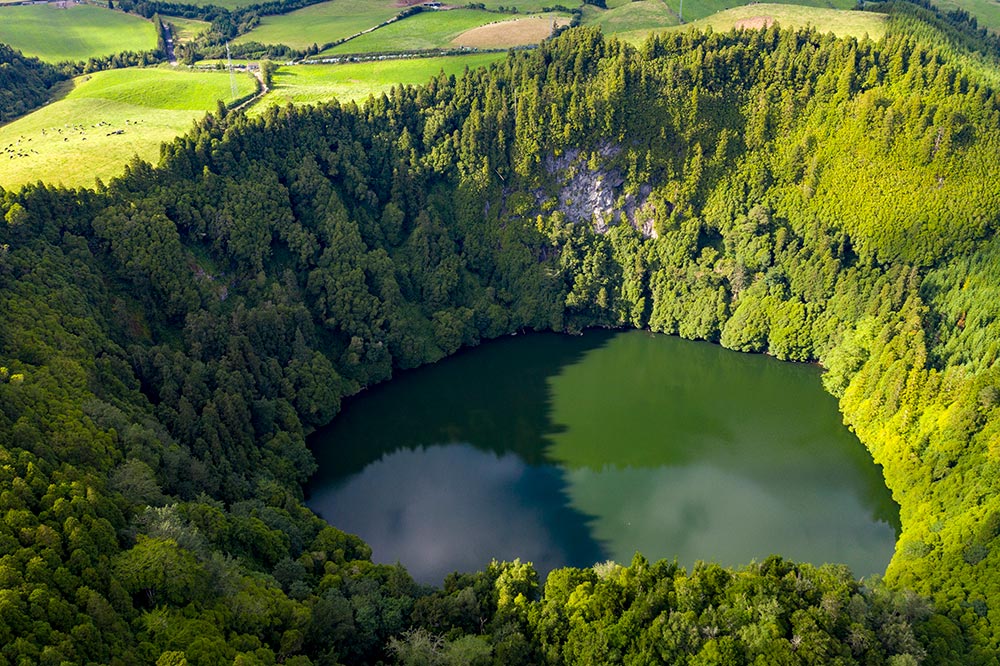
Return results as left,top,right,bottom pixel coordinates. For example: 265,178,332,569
233,0,403,50
0,4,157,62
0,67,257,189
249,53,505,110
666,0,855,22
321,8,568,55
580,0,679,34
931,0,1000,32
615,4,888,42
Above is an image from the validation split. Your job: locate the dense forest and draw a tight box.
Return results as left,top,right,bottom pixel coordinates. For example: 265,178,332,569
0,45,62,124
3,7,1000,664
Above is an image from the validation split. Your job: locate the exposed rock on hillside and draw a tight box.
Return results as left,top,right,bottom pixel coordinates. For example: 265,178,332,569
538,145,657,237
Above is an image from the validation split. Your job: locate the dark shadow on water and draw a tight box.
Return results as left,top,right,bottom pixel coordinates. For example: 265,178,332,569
307,330,616,479
305,330,615,584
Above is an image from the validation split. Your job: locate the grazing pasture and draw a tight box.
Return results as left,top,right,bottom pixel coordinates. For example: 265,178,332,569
0,68,256,189
0,4,157,62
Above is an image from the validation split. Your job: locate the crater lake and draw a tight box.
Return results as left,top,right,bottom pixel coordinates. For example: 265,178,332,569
306,331,899,584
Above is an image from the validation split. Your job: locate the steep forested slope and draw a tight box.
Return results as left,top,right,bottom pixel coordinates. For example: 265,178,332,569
0,44,63,123
1,19,1000,665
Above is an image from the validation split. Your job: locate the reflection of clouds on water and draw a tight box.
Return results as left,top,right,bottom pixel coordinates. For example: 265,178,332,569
309,445,597,585
565,464,897,577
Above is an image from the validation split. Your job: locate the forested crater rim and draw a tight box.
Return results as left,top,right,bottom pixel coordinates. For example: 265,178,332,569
1,17,999,663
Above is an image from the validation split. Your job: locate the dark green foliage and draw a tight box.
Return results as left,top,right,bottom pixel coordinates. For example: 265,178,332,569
2,13,1000,665
0,44,63,123
55,49,164,76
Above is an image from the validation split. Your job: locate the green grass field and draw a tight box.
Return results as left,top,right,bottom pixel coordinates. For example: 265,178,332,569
0,68,257,190
234,0,402,50
661,0,856,23
616,4,887,42
165,15,210,44
323,8,567,54
930,0,1000,32
580,0,679,34
0,4,157,62
250,53,505,110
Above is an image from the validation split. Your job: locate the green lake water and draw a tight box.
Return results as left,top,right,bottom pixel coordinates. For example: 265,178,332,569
306,330,899,584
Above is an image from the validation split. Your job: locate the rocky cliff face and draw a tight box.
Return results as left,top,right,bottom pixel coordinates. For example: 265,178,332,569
537,145,657,237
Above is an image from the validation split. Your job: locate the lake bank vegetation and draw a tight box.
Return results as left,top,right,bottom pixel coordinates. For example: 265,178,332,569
2,9,1000,665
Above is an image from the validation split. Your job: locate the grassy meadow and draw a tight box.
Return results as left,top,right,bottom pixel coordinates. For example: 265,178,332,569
616,4,887,42
250,53,505,110
234,0,403,50
0,4,156,62
660,0,856,23
322,9,570,55
580,0,679,35
0,68,256,189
